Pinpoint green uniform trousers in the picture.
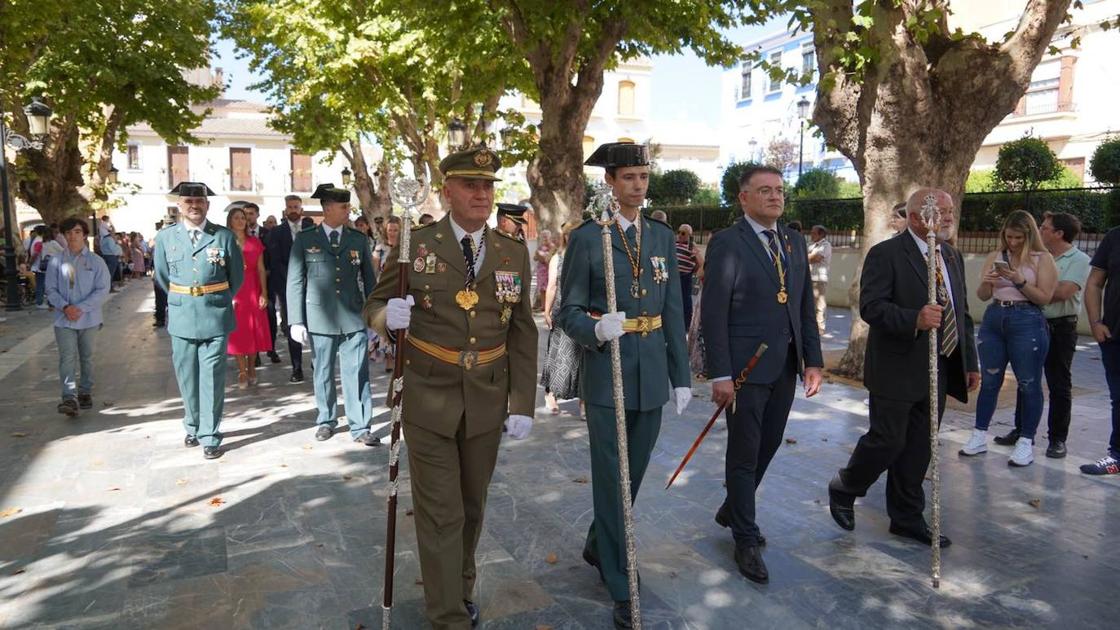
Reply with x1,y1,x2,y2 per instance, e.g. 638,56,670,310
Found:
170,334,228,448
406,419,502,630
309,331,371,436
583,404,662,602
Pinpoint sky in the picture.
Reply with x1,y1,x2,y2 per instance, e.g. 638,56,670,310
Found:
211,20,784,133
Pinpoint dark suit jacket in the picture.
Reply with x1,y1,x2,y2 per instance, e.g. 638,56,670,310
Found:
861,231,979,403
264,219,313,298
701,216,823,385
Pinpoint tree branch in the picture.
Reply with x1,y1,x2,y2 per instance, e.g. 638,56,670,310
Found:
1002,0,1074,84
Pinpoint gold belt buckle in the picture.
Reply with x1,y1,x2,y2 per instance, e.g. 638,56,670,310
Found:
190,285,204,297
458,350,479,370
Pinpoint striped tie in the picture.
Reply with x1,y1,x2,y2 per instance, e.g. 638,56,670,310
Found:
935,250,959,357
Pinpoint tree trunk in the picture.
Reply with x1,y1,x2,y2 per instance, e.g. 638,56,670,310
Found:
347,138,376,215
17,119,87,226
527,118,588,232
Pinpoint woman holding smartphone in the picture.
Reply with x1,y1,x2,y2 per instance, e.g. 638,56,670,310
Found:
960,210,1057,466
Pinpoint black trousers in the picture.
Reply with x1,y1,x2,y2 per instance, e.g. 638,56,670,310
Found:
720,348,797,547
275,291,303,372
839,359,947,529
1012,315,1078,442
266,288,279,352
153,278,167,324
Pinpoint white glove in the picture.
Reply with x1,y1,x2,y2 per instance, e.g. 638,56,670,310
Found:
505,414,533,440
672,386,692,415
594,311,627,343
386,296,415,331
290,324,310,346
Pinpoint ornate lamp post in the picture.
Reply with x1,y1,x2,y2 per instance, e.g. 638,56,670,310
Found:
447,118,467,152
2,96,53,310
797,97,811,180
341,166,353,187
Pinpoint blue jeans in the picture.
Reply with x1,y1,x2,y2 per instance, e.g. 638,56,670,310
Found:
55,325,98,400
1095,339,1120,459
975,304,1049,439
34,271,46,305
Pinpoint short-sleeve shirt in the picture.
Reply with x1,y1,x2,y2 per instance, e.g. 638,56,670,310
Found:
675,241,698,275
1043,245,1090,319
1090,227,1120,332
808,238,832,282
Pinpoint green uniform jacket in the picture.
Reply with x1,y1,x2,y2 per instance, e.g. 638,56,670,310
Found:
154,221,244,340
558,215,689,411
288,225,376,335
364,215,537,439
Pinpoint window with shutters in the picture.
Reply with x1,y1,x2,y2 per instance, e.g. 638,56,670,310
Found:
230,147,253,191
618,80,636,116
291,151,312,192
740,64,752,100
768,51,783,93
127,144,140,170
167,146,189,188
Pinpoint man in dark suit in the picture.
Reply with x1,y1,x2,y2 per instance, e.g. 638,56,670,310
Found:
701,165,824,584
827,188,980,548
264,194,314,382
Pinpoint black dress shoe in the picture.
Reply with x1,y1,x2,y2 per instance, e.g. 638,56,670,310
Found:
254,354,262,368
289,370,304,383
77,393,93,409
152,320,165,328
734,544,769,584
993,428,1021,446
827,476,855,531
268,351,281,364
889,523,951,548
1039,441,1066,455
464,600,480,628
203,446,223,460
714,505,765,545
315,426,333,441
583,547,605,582
353,431,381,447
613,600,633,629
184,435,200,448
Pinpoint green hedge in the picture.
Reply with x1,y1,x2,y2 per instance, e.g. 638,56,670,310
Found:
649,206,739,233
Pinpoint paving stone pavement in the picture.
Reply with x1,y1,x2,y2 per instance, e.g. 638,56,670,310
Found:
0,283,1117,629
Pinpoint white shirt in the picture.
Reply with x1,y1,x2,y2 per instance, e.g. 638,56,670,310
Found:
744,214,782,261
288,220,302,240
181,219,208,243
908,228,955,311
808,238,832,282
449,215,486,273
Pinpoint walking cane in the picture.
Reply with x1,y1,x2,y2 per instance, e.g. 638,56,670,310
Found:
665,343,767,490
593,187,643,628
920,193,943,589
381,176,429,629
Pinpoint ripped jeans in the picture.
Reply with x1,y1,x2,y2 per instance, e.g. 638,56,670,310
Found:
975,303,1050,439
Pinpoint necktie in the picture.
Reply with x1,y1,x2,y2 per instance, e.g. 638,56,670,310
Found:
625,224,637,244
329,230,340,249
190,230,200,246
762,229,785,270
461,235,477,285
935,250,959,357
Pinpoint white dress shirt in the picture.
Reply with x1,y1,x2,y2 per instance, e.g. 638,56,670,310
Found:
450,215,486,273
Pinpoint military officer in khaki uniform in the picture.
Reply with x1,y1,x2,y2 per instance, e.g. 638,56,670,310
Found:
153,182,245,460
364,147,537,629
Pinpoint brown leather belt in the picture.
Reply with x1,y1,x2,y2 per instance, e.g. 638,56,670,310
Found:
408,336,506,370
169,281,230,296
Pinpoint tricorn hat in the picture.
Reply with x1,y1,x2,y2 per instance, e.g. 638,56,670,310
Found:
310,183,351,204
169,181,216,197
496,203,528,225
583,142,650,168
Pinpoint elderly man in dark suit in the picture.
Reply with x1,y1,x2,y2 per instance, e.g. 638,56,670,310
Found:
701,165,824,584
827,188,980,548
264,194,314,382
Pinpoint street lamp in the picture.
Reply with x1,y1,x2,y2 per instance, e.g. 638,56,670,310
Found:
796,97,811,180
2,96,53,310
447,118,467,152
341,166,352,187
748,137,758,162
499,127,513,150
107,164,119,185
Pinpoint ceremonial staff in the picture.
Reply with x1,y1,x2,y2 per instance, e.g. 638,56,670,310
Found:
665,343,767,490
593,187,643,628
381,176,429,629
921,193,943,589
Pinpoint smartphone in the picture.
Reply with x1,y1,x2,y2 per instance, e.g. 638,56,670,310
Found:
992,260,1010,272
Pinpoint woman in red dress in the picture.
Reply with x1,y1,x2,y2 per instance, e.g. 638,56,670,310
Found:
225,204,271,387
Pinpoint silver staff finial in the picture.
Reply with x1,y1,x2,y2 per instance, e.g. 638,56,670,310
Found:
920,192,940,228
390,176,429,211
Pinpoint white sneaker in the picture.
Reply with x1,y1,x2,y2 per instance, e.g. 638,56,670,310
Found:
959,429,988,456
1009,437,1034,467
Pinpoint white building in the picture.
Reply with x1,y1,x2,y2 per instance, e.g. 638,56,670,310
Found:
953,0,1120,183
651,119,723,186
718,29,857,184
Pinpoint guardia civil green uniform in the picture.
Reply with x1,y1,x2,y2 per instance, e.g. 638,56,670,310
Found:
557,143,690,604
153,182,244,456
287,184,377,439
364,148,537,630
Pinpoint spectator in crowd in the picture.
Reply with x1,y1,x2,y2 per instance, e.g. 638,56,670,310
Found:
98,226,123,292
960,210,1056,467
240,202,280,365
889,202,908,235
45,218,110,416
262,215,278,230
129,233,146,279
353,215,377,260
27,226,52,309
787,220,803,234
418,213,435,225
370,215,401,372
533,228,555,311
997,212,1091,458
541,220,583,414
1082,224,1120,475
675,224,703,330
50,223,65,248
651,210,668,222
226,205,272,387
807,225,833,335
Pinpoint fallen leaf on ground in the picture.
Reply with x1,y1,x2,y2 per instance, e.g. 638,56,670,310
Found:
11,568,25,575
280,464,288,468
106,487,121,492
1,507,23,518
10,432,27,438
302,444,313,450
208,497,225,507
572,476,589,484
785,438,797,445
1028,498,1041,509
175,479,188,486
545,552,558,564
